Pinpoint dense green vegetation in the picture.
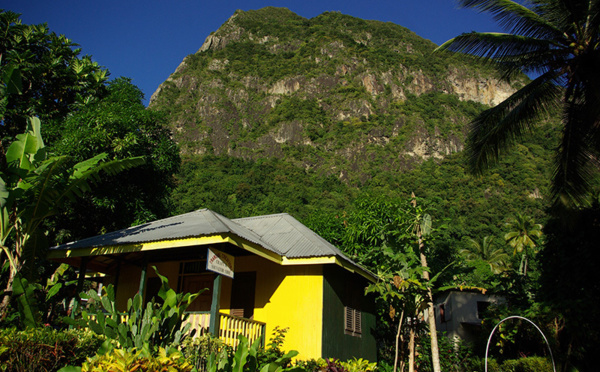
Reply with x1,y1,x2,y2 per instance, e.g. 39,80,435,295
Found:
2,6,599,372
150,7,515,179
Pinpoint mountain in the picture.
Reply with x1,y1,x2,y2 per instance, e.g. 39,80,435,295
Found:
149,7,557,268
149,7,528,185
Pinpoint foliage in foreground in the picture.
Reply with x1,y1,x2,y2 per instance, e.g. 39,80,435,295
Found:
76,347,193,372
0,116,144,325
205,334,302,372
67,267,202,353
0,327,104,372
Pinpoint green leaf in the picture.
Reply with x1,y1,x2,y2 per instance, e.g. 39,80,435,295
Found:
6,133,40,170
2,64,23,95
12,273,39,328
56,367,82,372
45,282,62,301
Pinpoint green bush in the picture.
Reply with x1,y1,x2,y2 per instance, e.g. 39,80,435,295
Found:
78,347,193,372
206,335,303,372
181,334,227,371
257,326,291,367
0,327,104,372
501,357,553,372
415,333,474,372
340,358,377,372
293,358,325,372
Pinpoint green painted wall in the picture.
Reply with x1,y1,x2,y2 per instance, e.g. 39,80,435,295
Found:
322,265,377,361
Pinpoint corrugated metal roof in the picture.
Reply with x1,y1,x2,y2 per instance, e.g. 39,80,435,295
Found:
234,213,344,258
50,209,374,280
233,213,367,270
52,209,277,253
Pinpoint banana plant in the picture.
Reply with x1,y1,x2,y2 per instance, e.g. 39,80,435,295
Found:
69,267,203,353
0,116,145,323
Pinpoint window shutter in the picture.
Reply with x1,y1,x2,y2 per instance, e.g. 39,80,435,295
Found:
344,306,362,337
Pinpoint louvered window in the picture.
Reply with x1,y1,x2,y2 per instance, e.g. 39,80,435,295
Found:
344,306,361,337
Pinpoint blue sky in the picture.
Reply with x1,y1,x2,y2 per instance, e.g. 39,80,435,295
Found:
5,1,502,105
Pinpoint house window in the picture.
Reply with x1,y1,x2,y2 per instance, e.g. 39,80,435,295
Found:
477,301,491,319
178,260,214,312
345,306,361,337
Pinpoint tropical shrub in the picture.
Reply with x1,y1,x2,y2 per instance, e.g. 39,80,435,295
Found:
500,357,553,372
293,358,325,372
340,358,377,372
206,335,303,372
0,327,104,372
257,326,290,367
415,333,474,372
319,359,348,372
77,347,193,372
181,333,227,371
67,267,202,352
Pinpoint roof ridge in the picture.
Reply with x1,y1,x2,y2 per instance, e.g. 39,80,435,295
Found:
233,213,290,222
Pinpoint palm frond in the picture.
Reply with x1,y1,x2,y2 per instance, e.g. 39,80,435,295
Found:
552,91,600,207
458,0,562,38
437,32,555,60
57,156,146,203
467,70,562,173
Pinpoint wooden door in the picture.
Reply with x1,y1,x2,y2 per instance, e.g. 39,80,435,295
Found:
230,272,256,319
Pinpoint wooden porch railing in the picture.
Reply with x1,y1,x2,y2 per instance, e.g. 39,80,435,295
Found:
184,311,211,335
218,313,266,348
88,311,264,348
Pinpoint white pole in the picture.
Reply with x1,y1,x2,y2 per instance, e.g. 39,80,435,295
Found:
485,315,556,372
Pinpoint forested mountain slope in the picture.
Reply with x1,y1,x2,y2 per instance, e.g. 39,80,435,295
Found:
150,7,532,184
151,7,557,262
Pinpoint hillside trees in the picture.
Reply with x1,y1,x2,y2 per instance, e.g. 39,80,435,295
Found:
439,0,600,208
49,78,180,240
0,10,107,144
308,195,445,371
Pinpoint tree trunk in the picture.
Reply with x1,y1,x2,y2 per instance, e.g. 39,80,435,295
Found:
0,268,15,321
420,248,442,372
394,309,405,372
413,194,441,372
408,320,416,372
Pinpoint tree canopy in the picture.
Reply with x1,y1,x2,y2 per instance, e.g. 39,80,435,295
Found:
49,78,180,241
0,10,107,143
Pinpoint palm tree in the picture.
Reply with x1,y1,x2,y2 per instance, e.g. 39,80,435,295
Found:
438,0,600,208
461,236,510,274
504,213,543,275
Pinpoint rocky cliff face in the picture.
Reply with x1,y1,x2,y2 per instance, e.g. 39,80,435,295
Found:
150,7,522,184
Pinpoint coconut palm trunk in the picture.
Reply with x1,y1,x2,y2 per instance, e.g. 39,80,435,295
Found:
411,194,441,372
418,233,442,372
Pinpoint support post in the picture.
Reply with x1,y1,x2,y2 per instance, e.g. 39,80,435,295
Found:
209,274,222,336
138,256,148,298
70,257,88,328
76,257,89,296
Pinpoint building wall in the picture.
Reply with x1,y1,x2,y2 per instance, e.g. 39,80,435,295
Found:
322,265,377,361
435,291,504,343
115,263,141,310
114,253,376,361
237,255,324,360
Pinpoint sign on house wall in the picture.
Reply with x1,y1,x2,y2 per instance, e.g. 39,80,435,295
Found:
207,248,235,278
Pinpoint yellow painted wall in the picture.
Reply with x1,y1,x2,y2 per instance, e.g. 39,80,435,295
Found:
115,264,141,311
236,255,324,360
113,253,324,359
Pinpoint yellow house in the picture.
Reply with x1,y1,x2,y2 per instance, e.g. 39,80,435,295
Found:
48,209,377,361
